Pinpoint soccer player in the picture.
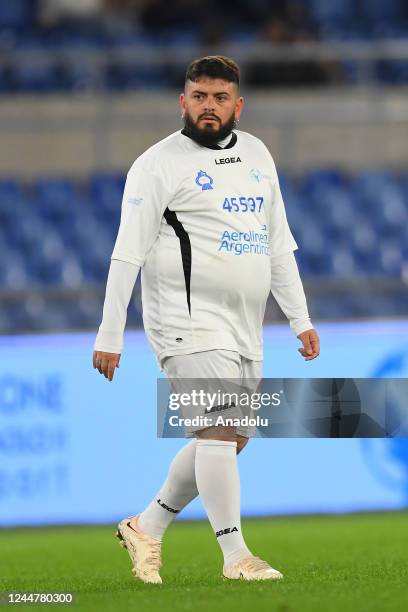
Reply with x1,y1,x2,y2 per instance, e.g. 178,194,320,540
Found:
93,55,320,583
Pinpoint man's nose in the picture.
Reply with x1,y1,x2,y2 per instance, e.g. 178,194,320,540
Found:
204,97,215,110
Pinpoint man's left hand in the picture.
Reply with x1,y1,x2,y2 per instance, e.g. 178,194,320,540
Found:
297,329,320,361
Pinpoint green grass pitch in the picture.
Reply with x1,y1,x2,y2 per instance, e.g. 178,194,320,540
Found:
1,512,408,612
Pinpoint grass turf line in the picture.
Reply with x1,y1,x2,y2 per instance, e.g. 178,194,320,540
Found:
1,512,408,612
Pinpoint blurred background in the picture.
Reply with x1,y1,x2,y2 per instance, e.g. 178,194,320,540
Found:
1,0,408,526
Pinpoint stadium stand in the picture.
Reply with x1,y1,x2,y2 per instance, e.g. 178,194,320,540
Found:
0,1,408,91
0,2,406,334
1,169,406,333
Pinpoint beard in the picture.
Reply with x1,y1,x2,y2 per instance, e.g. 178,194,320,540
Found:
182,109,237,147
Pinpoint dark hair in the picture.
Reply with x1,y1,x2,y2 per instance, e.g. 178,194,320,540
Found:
185,56,240,88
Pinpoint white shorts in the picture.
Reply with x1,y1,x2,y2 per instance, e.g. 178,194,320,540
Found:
162,349,263,438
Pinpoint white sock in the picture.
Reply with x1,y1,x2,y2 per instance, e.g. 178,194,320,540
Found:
195,439,251,566
138,440,198,540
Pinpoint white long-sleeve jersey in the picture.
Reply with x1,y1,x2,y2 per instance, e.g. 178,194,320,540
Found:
94,129,313,368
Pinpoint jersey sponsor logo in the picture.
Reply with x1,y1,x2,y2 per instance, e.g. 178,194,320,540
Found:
215,156,242,165
127,196,144,205
157,498,179,513
216,526,238,537
250,168,271,183
195,170,214,191
218,229,270,256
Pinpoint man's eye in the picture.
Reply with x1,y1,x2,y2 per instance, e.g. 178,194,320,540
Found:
217,96,227,102
194,94,203,100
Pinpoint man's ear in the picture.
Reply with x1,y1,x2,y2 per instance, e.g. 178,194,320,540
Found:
180,92,186,116
235,96,244,120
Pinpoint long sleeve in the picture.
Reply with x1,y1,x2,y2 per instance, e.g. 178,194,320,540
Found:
270,250,313,337
264,147,298,258
110,159,172,266
94,153,173,354
93,258,140,354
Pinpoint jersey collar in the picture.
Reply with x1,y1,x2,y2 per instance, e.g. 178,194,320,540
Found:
181,128,237,150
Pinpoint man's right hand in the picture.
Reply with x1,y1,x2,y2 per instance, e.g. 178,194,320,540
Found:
93,350,121,381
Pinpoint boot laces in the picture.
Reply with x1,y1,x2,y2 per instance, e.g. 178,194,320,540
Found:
239,556,271,573
145,539,162,569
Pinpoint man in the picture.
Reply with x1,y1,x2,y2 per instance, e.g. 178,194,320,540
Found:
93,55,320,583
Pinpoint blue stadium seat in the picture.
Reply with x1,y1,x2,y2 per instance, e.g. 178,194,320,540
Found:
300,168,346,205
359,0,403,24
329,246,358,278
79,244,110,283
30,230,66,267
372,24,408,40
0,0,32,29
28,252,64,286
379,238,405,275
311,294,356,319
34,178,82,226
165,30,199,47
309,0,355,26
106,32,164,50
296,224,333,277
62,65,96,92
0,180,25,228
351,293,408,317
285,207,309,245
0,228,9,256
0,65,14,92
352,171,407,233
349,224,381,274
317,185,356,224
0,307,14,334
352,170,395,207
6,212,48,252
24,300,71,332
0,250,29,289
27,249,84,288
70,295,104,329
12,59,62,93
89,173,124,212
14,34,50,51
0,179,24,206
59,253,84,288
278,172,299,203
57,43,102,92
379,186,407,232
35,177,78,206
104,62,171,91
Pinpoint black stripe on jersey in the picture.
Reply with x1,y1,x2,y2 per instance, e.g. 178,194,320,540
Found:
163,208,192,316
181,128,237,150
